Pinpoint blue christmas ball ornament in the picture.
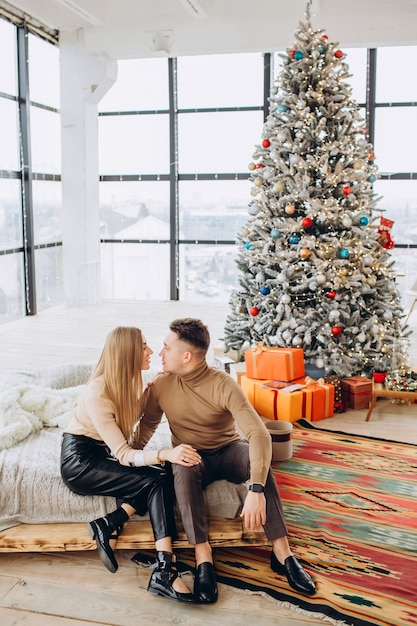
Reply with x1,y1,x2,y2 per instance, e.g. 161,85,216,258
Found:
368,174,377,182
317,44,326,53
270,228,280,239
360,216,369,226
245,241,251,249
277,103,287,113
260,285,270,296
340,247,350,259
289,234,300,244
305,363,326,379
294,50,304,60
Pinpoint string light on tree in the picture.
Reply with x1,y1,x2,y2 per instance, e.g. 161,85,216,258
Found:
223,0,409,377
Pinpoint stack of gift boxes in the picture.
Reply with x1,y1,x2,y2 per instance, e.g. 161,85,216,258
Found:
239,346,335,423
213,345,374,422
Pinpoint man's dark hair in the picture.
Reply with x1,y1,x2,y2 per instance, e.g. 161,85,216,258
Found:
169,318,210,353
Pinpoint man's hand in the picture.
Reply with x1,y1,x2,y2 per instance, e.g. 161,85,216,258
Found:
240,491,266,530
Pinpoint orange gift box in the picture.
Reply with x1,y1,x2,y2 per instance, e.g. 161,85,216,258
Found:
307,383,334,421
293,377,334,421
240,373,260,406
240,375,303,423
245,345,305,381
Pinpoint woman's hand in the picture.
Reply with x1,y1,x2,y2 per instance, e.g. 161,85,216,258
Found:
164,444,201,466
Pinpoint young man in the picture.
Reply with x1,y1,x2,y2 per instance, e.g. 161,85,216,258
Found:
144,318,316,603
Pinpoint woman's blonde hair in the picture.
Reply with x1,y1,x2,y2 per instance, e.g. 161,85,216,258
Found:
91,326,145,440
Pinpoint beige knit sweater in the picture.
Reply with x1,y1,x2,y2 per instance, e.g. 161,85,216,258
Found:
64,376,157,466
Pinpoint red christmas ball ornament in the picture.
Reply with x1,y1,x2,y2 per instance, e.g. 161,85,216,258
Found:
255,162,265,169
322,35,329,40
331,325,343,336
342,185,352,196
249,306,260,317
368,150,375,160
289,49,296,58
334,49,344,59
302,217,313,229
326,290,337,300
262,139,271,148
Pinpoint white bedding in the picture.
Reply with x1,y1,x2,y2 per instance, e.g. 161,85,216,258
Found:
0,427,114,531
0,384,83,451
0,364,247,531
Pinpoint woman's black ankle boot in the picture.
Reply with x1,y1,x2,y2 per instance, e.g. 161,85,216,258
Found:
88,508,128,573
147,551,197,603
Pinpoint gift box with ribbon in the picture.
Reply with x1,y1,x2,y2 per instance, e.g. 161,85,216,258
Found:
245,344,305,382
305,382,334,420
324,375,345,413
341,376,372,410
240,373,259,406
213,346,243,364
293,376,335,421
240,375,303,423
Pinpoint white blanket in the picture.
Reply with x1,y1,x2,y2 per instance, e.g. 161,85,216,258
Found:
0,384,83,451
0,365,247,531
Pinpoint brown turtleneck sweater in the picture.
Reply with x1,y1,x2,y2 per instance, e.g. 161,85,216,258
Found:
145,361,272,484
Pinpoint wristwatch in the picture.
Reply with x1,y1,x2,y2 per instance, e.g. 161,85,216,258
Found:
248,483,265,493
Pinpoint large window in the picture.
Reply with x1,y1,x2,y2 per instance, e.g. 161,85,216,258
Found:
372,46,417,299
1,11,416,320
99,47,417,307
0,17,24,323
0,15,62,323
28,33,62,312
99,53,267,301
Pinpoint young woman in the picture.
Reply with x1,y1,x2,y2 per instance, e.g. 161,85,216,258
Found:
60,326,201,603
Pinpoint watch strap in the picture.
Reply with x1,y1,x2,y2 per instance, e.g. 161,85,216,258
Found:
248,483,265,493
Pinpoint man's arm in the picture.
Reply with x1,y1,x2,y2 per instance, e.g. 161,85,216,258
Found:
222,379,272,530
221,375,272,484
133,383,164,449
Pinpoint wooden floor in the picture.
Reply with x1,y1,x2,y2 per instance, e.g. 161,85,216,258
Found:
0,300,416,626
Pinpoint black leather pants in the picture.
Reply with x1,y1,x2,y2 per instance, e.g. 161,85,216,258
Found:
60,433,177,541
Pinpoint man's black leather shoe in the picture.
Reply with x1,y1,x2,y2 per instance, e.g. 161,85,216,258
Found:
88,517,119,573
270,552,316,595
194,562,218,603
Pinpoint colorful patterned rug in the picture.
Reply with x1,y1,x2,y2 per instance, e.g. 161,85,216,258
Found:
134,421,417,625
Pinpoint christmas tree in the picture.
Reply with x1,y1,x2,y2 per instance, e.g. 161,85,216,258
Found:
223,2,409,378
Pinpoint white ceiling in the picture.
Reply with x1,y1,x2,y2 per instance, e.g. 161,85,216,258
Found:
3,0,417,59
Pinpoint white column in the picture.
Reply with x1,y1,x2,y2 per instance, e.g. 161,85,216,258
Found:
60,29,117,306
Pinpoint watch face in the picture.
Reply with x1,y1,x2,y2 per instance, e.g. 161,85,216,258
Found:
249,483,264,492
